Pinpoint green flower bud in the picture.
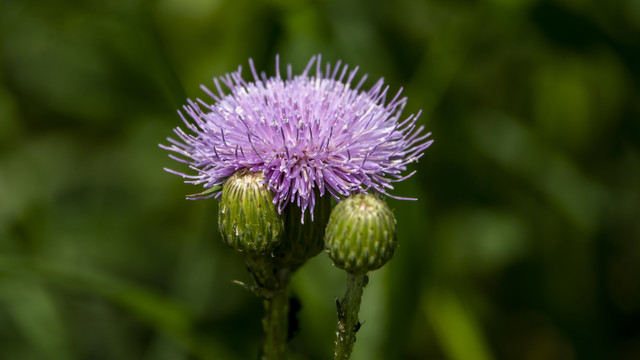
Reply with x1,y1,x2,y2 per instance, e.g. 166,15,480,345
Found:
274,194,332,270
218,170,284,256
325,194,397,274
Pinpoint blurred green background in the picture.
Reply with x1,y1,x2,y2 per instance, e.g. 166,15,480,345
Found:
1,0,639,359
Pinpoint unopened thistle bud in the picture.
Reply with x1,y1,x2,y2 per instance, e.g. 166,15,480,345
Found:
325,194,397,274
218,170,284,256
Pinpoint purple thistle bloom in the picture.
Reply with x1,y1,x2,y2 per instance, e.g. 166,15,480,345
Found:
161,55,433,222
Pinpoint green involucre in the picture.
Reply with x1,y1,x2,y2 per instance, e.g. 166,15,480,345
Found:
274,194,332,270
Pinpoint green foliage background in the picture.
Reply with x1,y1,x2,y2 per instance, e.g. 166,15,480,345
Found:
1,0,639,359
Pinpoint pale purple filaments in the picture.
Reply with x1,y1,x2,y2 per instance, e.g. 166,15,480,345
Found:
161,55,433,222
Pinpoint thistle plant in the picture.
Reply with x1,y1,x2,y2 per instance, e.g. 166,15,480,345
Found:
218,170,289,359
161,55,432,359
325,193,397,359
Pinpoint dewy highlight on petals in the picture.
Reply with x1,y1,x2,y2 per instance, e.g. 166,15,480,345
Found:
161,55,433,221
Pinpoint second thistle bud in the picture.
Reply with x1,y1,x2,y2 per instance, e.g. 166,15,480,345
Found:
325,194,397,274
218,170,284,256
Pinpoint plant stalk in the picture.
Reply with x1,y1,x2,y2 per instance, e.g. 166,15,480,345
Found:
260,268,290,360
334,272,368,360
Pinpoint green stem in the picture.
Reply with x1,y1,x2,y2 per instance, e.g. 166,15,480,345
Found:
334,273,368,360
260,268,290,360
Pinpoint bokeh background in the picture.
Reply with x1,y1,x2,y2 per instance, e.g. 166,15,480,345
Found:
1,0,639,359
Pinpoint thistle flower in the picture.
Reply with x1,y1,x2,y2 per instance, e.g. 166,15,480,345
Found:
161,55,433,221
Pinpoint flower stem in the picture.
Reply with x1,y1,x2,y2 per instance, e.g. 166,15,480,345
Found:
260,268,290,360
334,272,368,360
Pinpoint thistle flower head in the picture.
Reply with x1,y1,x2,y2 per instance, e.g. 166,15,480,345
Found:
162,55,433,221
